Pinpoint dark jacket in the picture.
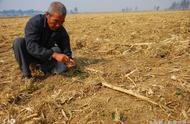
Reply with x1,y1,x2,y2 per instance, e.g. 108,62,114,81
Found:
25,14,72,61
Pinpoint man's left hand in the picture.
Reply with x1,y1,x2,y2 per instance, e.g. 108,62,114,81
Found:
66,58,76,70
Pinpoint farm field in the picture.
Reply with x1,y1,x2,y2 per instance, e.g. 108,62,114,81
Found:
0,11,190,124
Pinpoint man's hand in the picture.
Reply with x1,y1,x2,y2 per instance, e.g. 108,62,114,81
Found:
66,58,76,70
52,52,70,63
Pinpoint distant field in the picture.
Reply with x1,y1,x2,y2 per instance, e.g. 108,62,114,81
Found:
0,11,190,123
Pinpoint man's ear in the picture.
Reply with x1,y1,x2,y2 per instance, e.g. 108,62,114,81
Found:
45,12,50,17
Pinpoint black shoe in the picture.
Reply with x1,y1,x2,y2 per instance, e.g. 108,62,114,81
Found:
21,74,32,79
21,74,36,84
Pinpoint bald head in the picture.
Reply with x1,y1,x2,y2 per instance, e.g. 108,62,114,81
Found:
47,1,67,16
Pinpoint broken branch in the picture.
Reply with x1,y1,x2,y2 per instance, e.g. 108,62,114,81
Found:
125,69,138,77
100,78,173,113
101,78,158,106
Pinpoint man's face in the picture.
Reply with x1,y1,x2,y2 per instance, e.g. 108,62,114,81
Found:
46,12,65,31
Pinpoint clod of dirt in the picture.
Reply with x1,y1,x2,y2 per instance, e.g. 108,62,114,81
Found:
75,39,86,49
8,93,31,105
153,44,170,58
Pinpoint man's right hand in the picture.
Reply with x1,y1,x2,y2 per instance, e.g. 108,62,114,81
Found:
52,52,70,63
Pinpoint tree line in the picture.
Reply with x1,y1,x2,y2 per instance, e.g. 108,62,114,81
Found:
168,0,190,10
121,0,190,12
0,7,79,16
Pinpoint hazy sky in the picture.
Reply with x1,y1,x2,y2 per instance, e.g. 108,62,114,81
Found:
0,0,181,12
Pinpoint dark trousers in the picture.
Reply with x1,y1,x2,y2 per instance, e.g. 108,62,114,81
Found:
13,37,44,76
13,37,67,77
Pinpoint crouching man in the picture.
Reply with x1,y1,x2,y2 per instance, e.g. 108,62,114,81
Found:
13,1,76,79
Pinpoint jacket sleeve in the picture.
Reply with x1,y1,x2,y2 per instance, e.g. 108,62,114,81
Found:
58,28,72,58
25,18,53,60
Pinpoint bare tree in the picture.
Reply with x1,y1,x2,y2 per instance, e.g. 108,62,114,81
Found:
154,6,160,11
180,0,190,10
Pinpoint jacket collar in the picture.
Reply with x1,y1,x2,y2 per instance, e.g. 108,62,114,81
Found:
43,14,47,28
